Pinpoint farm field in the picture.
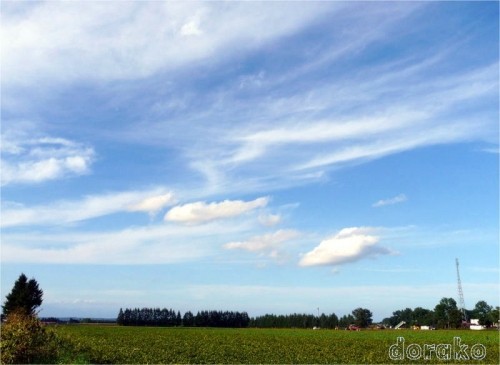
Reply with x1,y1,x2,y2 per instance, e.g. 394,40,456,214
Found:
55,325,499,364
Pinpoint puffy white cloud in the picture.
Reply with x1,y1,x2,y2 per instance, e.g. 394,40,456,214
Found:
224,229,299,252
299,227,393,267
127,193,176,214
164,197,268,224
372,193,407,208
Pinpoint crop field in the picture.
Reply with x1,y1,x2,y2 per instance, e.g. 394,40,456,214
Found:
55,325,499,364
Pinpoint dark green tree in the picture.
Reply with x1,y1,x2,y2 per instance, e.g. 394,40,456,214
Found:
489,306,499,327
472,300,493,326
338,314,355,328
352,307,373,328
117,308,125,325
434,297,462,329
413,307,433,326
183,311,195,326
388,308,413,327
2,273,43,316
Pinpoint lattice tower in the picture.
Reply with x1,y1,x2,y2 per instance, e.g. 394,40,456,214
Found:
455,258,467,322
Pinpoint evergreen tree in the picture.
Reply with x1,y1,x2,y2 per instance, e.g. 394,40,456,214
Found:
183,311,195,326
338,314,355,328
2,273,43,316
117,308,125,325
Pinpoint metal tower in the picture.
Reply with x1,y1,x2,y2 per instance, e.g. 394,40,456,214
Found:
455,258,467,322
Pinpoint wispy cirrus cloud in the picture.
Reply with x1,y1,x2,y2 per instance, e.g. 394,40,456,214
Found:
481,147,499,154
1,128,94,186
164,197,268,225
1,1,336,92
373,194,408,208
5,2,495,199
123,55,497,198
1,188,175,228
1,219,251,264
127,193,177,215
230,63,497,174
224,229,300,262
258,214,282,227
299,227,395,267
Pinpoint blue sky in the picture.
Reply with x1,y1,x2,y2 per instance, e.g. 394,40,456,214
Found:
1,1,498,321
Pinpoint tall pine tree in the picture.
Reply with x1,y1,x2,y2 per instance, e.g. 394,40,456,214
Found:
2,273,43,316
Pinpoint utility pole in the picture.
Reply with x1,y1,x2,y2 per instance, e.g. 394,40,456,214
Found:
455,258,467,322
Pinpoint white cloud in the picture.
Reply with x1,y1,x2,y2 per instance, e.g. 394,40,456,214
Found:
2,236,201,264
258,213,282,227
299,227,393,267
1,131,94,186
294,116,488,171
165,197,268,224
180,19,203,37
372,193,408,208
1,235,198,265
481,147,499,154
1,188,175,227
144,59,497,196
224,229,299,253
6,3,491,198
1,1,334,91
127,193,176,215
1,219,253,264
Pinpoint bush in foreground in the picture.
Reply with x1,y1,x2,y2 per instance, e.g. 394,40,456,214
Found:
0,311,95,364
0,310,59,364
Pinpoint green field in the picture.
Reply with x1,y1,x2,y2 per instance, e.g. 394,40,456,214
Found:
54,325,499,364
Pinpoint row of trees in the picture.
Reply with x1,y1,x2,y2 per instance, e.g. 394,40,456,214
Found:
249,308,373,329
116,307,373,329
382,298,499,329
2,274,498,331
116,299,498,330
117,308,250,328
250,313,337,328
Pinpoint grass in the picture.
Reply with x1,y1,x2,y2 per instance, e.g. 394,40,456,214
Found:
53,325,500,364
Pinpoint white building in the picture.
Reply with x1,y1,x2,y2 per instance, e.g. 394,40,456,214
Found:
469,318,485,330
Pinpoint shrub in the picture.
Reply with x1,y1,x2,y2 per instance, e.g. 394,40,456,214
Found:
0,310,59,364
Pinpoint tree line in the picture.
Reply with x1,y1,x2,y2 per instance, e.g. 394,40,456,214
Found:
115,307,372,329
249,308,373,329
382,298,499,329
249,313,338,328
2,274,498,331
115,299,499,330
117,308,250,328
